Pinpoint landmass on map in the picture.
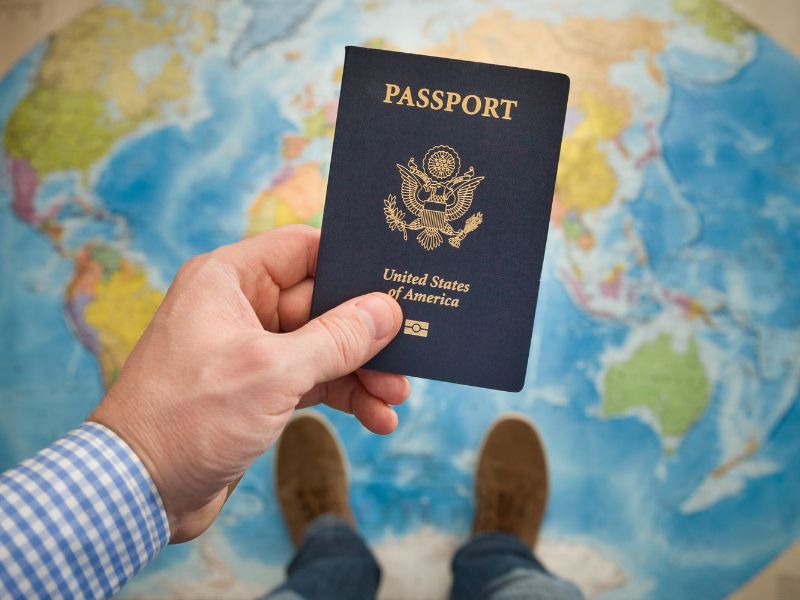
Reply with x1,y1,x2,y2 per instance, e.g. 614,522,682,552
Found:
2,0,217,385
601,332,711,446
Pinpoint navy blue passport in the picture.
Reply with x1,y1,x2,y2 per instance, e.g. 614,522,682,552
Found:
310,47,569,392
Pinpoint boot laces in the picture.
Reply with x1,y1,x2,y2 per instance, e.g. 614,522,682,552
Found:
295,473,339,521
476,475,533,533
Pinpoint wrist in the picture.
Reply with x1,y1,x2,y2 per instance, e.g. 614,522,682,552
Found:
88,399,177,533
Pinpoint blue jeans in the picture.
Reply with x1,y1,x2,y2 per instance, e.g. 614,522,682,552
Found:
264,515,583,600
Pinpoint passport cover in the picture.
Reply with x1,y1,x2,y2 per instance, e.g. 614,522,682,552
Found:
310,47,569,392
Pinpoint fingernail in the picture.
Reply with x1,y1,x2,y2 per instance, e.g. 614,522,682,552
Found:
356,295,395,340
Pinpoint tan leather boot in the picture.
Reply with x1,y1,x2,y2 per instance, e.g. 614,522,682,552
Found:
275,412,354,546
472,414,549,547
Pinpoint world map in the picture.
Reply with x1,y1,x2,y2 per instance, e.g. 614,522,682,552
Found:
1,0,799,598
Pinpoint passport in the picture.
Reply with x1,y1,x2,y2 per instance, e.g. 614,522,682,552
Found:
310,47,569,392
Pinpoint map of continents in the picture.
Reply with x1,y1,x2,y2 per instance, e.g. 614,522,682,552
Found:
1,0,799,598
4,1,215,386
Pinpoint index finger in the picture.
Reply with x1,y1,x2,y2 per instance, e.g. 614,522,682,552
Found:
212,224,320,294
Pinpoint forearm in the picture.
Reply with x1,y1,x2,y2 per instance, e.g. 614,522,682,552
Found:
0,422,169,599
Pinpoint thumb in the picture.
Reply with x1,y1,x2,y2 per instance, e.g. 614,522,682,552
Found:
287,292,403,385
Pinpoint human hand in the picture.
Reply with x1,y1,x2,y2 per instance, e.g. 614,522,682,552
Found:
89,225,408,543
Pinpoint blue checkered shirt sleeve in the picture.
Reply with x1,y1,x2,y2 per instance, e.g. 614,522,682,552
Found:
0,422,170,598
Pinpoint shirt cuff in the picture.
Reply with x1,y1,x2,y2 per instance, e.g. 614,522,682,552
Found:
0,421,170,599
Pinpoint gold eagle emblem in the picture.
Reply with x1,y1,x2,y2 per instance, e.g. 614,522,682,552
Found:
384,145,484,250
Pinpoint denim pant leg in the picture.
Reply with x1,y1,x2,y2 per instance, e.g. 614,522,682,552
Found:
450,534,584,600
263,514,381,600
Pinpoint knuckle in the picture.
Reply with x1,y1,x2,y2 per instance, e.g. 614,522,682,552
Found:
243,336,284,372
175,254,207,281
174,252,234,291
207,247,230,263
314,313,367,371
241,336,309,394
276,223,315,236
